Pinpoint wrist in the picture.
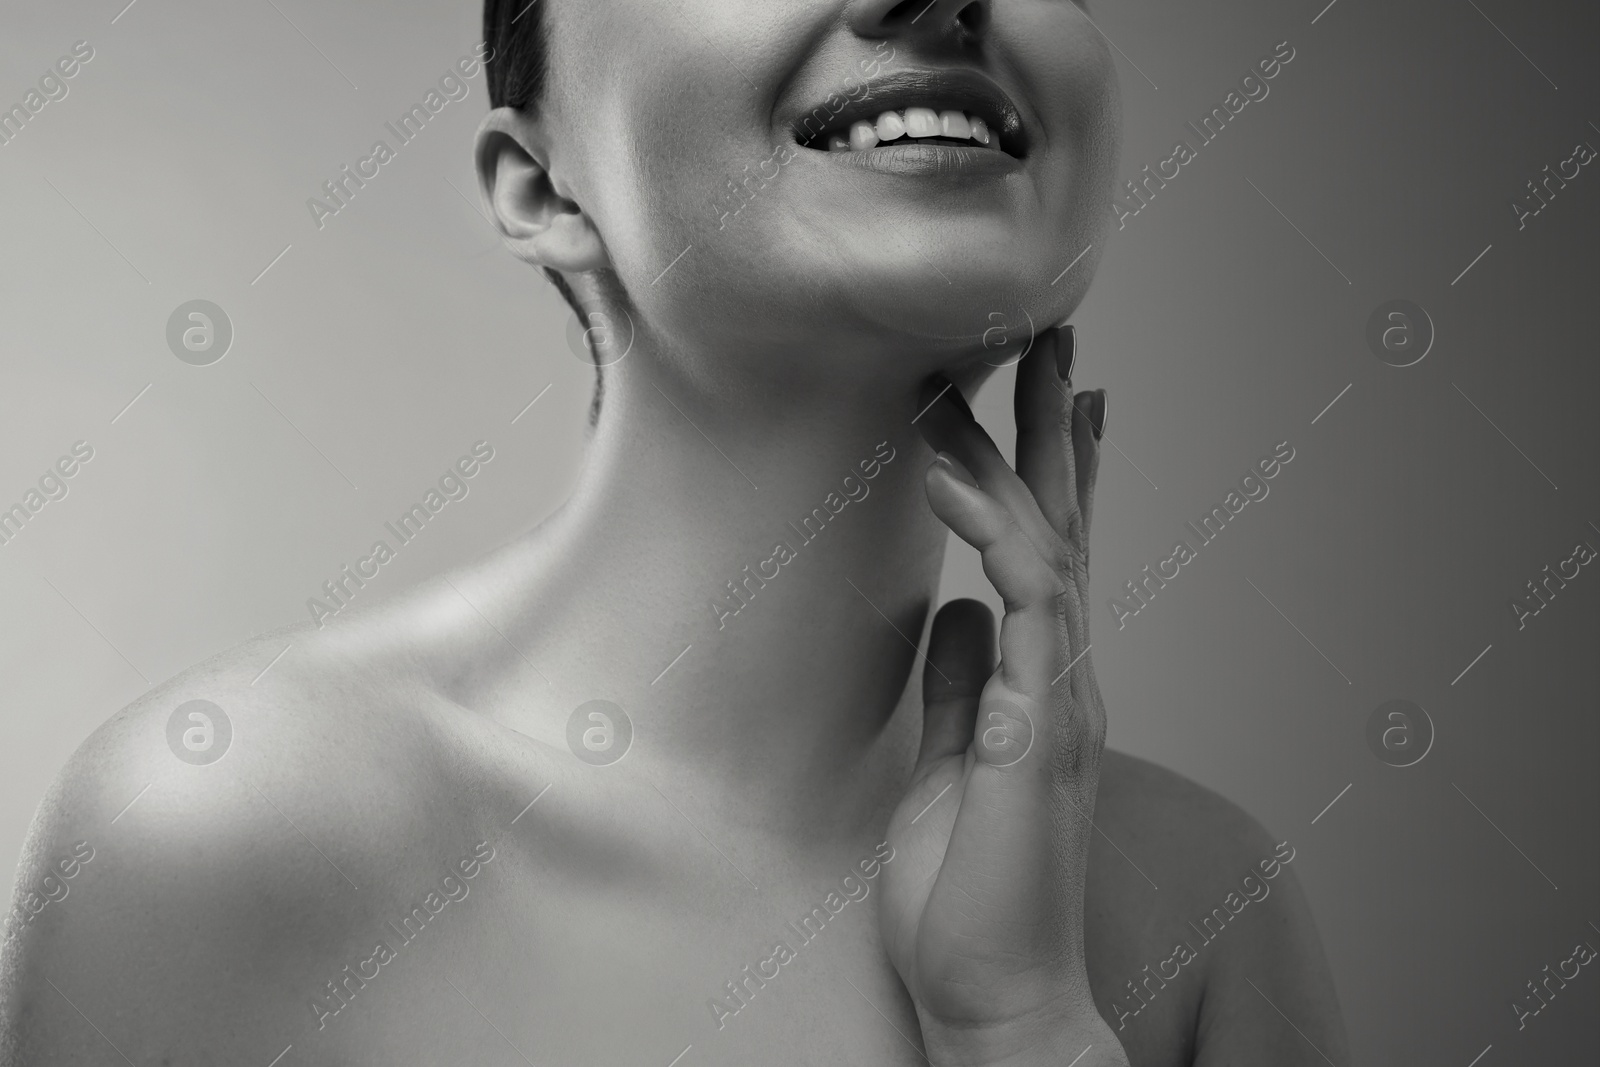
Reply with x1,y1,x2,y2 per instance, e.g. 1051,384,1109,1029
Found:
979,1027,1128,1067
920,1002,1127,1067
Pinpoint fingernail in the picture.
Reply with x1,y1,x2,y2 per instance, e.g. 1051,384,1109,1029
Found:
1073,389,1091,421
1090,389,1108,440
1055,325,1077,382
933,451,978,487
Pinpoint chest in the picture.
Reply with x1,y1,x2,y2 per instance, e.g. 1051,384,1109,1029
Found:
448,829,932,1065
333,720,1200,1065
405,825,1193,1067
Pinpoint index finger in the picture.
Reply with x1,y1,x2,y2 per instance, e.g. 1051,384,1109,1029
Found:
1014,326,1083,550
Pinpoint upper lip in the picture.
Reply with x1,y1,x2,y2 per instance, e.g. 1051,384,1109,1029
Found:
788,67,1028,157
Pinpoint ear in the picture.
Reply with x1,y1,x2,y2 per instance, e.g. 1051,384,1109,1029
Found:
473,107,609,275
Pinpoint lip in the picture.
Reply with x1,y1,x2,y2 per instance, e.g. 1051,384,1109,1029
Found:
787,67,1029,159
823,139,1023,179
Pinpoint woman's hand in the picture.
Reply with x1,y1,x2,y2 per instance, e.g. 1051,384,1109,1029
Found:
879,327,1126,1067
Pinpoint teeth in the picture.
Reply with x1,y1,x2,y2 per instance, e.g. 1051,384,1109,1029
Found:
939,110,972,139
903,107,942,138
849,120,880,151
826,107,998,152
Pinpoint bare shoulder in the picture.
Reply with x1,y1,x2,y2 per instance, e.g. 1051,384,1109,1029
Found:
0,619,532,1066
1087,749,1348,1066
1095,748,1281,873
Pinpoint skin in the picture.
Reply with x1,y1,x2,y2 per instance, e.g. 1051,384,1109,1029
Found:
0,1,1347,1064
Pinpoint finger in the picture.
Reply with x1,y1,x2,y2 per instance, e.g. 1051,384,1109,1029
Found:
926,456,1102,838
1014,327,1082,548
939,676,1101,929
916,598,996,779
1070,388,1104,566
917,378,1065,568
925,456,1066,699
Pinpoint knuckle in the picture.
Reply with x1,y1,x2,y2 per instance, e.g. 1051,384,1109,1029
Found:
1053,703,1107,780
1046,577,1073,614
1051,586,1075,624
1082,700,1108,751
1047,529,1087,584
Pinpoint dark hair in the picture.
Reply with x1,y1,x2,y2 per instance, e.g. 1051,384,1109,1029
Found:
484,1,581,316
485,1,605,421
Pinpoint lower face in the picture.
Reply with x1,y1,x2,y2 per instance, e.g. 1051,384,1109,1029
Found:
544,1,1121,388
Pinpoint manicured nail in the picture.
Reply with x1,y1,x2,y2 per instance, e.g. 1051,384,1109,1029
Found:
1090,389,1108,440
934,451,978,487
1055,325,1077,383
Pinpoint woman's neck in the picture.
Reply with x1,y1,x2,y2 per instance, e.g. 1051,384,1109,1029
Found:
465,349,956,833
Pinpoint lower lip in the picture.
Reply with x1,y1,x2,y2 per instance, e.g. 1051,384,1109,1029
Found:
809,141,1023,179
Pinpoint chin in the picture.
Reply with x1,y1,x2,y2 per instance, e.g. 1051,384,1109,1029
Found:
633,205,1094,376
829,244,1084,357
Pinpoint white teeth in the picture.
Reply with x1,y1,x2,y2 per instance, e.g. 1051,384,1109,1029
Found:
903,107,941,138
829,108,997,152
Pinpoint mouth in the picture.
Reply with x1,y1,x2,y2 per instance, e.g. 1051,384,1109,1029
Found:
789,67,1028,160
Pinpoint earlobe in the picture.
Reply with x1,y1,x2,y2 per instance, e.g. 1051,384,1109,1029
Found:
473,108,610,275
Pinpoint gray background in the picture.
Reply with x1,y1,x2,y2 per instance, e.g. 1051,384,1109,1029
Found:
1,0,1595,1063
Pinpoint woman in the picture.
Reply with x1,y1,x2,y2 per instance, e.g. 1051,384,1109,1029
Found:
1,1,1346,1064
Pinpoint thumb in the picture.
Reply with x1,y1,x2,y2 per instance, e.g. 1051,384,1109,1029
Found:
916,598,996,781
